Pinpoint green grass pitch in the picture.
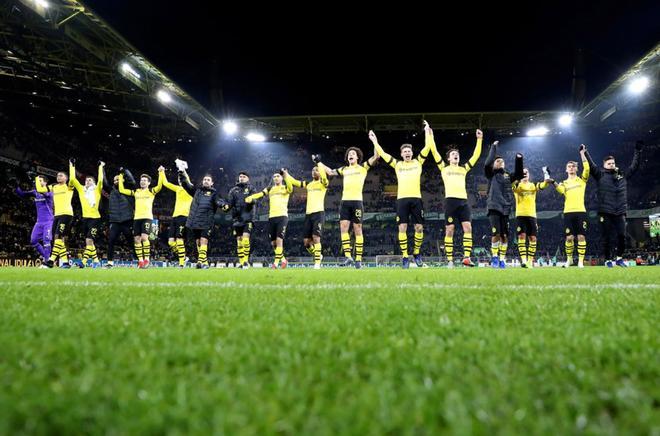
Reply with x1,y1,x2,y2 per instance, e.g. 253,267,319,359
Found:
1,267,659,434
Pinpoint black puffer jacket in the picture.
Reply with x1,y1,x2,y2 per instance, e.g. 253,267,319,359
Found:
182,177,225,229
104,168,136,223
484,143,524,215
586,150,640,215
226,182,257,224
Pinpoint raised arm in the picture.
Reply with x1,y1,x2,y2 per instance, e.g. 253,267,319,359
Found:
161,170,179,192
318,164,328,187
152,167,164,194
179,170,195,196
102,166,111,193
283,171,294,193
35,176,48,193
123,168,137,188
366,151,380,168
283,170,303,188
466,129,483,169
584,148,600,180
69,160,83,192
96,161,104,195
512,153,524,182
317,160,338,177
245,188,267,203
368,130,395,168
484,141,498,179
578,146,590,182
118,174,134,196
425,120,445,169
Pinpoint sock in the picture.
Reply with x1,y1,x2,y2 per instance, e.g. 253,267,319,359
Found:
518,237,527,263
142,240,151,261
90,246,99,263
355,235,364,262
341,232,352,258
444,235,454,262
314,242,322,265
491,241,500,258
168,240,177,256
199,243,208,265
398,232,409,258
82,245,93,263
565,240,574,261
528,240,537,263
135,242,143,261
274,246,283,266
237,242,245,264
463,232,472,259
49,239,64,262
499,243,508,260
413,231,423,255
306,244,315,256
59,240,68,263
177,239,186,266
242,238,251,264
577,240,586,264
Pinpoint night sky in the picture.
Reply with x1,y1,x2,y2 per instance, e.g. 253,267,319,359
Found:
85,0,659,118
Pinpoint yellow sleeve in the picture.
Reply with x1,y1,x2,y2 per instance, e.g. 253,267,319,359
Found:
537,181,549,190
69,163,82,191
427,132,443,167
337,166,344,176
248,190,267,202
36,178,48,193
152,171,163,194
96,165,104,195
555,182,566,196
512,181,521,193
373,141,396,168
466,138,483,170
161,172,178,192
284,175,293,193
417,141,432,165
118,174,134,196
580,158,590,182
286,174,303,188
319,165,328,187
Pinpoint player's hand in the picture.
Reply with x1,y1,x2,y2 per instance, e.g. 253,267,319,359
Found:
222,204,230,212
476,129,483,139
311,154,322,164
546,178,555,184
493,141,499,146
423,120,433,137
368,130,377,143
282,169,289,176
516,153,523,159
635,140,644,151
245,196,253,204
69,158,76,166
98,160,105,167
579,144,586,152
158,165,165,172
26,170,37,179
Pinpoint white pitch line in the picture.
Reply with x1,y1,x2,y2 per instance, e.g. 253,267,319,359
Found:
0,281,658,291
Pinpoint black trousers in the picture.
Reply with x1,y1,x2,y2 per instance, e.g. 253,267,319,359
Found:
108,220,133,261
599,213,626,259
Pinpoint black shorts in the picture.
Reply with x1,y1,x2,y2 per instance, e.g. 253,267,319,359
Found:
564,212,588,237
190,227,213,240
303,212,325,238
444,198,471,226
232,221,254,237
396,198,424,225
52,215,73,238
488,210,510,237
516,216,537,237
133,219,152,236
83,218,101,241
339,201,363,224
269,216,288,241
170,216,187,239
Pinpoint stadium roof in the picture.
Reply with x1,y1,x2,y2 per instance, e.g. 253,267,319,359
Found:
0,0,218,140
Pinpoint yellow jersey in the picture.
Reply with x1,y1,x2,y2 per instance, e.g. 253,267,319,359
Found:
556,160,590,213
287,167,328,214
513,180,548,218
161,171,193,217
69,163,103,219
118,174,163,220
36,179,74,217
337,162,371,201
427,133,482,200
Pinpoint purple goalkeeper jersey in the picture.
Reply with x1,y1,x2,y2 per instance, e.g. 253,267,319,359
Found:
15,187,54,222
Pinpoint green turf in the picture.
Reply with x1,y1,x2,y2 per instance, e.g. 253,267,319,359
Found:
0,267,659,435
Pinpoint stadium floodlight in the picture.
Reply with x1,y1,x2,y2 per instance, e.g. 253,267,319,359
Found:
628,76,650,95
223,120,238,135
558,113,573,127
156,89,172,104
245,132,266,142
526,126,549,137
35,0,48,8
121,62,141,80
